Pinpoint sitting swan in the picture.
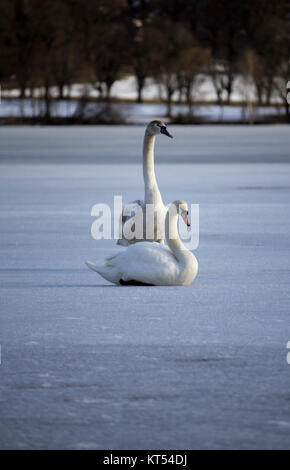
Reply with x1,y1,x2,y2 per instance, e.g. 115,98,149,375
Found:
86,200,198,286
117,120,175,246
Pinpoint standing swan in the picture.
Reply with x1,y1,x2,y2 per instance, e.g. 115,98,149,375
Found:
117,120,173,246
86,200,198,286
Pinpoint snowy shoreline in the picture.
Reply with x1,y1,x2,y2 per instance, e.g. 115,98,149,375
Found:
0,98,284,124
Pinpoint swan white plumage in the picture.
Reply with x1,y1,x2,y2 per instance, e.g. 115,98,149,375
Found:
86,200,198,286
117,120,174,246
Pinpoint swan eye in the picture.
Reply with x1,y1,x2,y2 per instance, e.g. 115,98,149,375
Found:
186,211,188,215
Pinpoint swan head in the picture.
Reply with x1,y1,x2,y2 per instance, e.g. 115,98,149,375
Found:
173,200,190,227
147,120,173,138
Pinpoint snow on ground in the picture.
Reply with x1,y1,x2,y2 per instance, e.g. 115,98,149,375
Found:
0,125,290,449
0,98,282,123
1,74,283,123
2,74,280,103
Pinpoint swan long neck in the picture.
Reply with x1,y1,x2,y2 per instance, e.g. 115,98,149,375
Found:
165,205,188,261
143,131,162,204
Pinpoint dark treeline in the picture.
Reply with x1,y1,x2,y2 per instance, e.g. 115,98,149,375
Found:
0,0,289,121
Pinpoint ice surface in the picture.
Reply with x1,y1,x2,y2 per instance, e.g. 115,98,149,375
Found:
1,124,289,164
0,125,290,449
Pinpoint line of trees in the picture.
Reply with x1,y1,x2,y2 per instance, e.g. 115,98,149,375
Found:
0,0,289,120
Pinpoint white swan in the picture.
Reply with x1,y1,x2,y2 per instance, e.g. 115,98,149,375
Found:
117,120,174,246
86,200,198,286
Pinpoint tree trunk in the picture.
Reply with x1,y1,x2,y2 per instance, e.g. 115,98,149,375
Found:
265,78,273,105
186,84,193,116
136,75,145,103
224,69,234,104
44,82,51,121
19,79,26,98
67,84,72,100
58,83,64,100
225,78,233,104
255,82,263,106
247,99,254,125
166,87,173,118
285,99,290,122
104,81,113,101
216,87,222,105
211,75,223,105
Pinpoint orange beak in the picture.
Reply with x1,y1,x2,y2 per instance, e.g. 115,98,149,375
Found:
182,212,190,227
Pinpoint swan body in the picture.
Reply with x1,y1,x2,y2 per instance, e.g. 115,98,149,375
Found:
87,201,198,286
117,120,172,246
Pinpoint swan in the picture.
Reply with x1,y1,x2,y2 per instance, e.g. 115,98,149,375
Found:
86,200,198,286
117,120,175,246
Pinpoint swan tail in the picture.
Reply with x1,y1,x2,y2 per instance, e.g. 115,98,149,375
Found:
85,261,119,284
85,261,103,273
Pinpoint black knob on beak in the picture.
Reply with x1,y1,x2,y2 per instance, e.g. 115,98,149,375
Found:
160,126,173,138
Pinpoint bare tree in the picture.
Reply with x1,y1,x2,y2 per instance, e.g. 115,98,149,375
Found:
237,48,263,123
153,20,194,117
178,45,210,115
130,21,162,103
73,0,130,102
273,59,290,121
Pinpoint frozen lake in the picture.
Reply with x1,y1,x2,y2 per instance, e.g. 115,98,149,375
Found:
0,125,290,449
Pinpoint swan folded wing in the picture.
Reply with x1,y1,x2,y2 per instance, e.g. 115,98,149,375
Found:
117,200,144,246
121,200,144,224
111,242,180,285
104,253,119,264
